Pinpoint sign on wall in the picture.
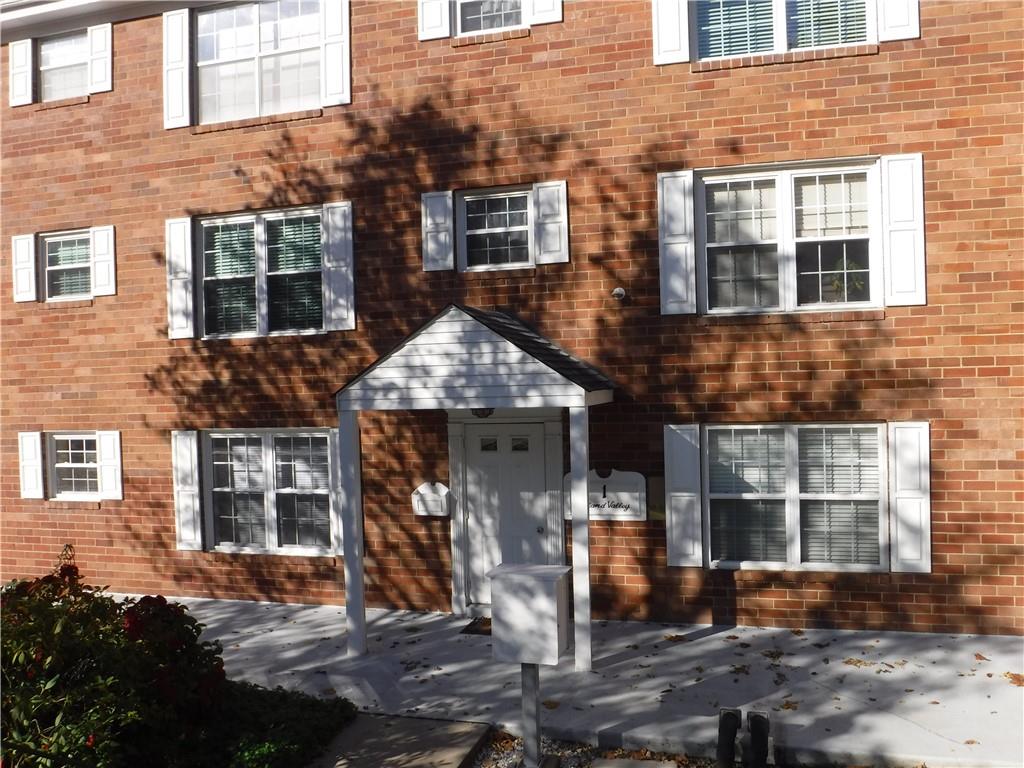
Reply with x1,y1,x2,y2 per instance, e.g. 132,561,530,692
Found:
562,469,646,521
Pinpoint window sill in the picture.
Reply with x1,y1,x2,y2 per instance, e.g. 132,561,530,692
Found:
451,27,530,47
695,308,885,326
43,298,95,309
212,545,335,559
692,43,879,72
199,328,331,344
709,562,887,574
190,108,324,135
35,94,90,111
42,500,102,510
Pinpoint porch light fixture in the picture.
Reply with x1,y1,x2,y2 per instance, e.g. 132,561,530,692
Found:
471,408,494,419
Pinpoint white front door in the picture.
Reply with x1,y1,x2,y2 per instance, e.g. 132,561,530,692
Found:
465,423,549,607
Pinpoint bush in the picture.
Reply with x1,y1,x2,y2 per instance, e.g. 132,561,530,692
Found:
1,567,355,768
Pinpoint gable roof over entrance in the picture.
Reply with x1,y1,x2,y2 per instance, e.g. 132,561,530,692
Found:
335,305,614,411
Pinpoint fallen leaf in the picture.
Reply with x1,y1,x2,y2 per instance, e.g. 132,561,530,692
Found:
791,629,805,636
930,700,940,705
725,635,739,640
780,700,799,710
730,665,750,675
974,653,990,662
762,649,784,661
964,739,979,745
1004,672,1024,687
843,657,876,668
663,634,689,642
542,700,560,709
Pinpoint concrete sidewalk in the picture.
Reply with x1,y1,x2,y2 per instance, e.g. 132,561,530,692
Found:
179,597,1024,767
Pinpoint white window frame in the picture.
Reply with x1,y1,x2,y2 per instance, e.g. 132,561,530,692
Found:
701,423,889,572
201,429,336,557
691,0,879,62
46,432,101,501
194,0,323,125
37,29,90,102
695,159,883,315
198,206,326,339
455,185,536,273
41,229,93,302
454,0,527,37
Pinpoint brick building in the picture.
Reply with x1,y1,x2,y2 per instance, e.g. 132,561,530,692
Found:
2,0,1021,667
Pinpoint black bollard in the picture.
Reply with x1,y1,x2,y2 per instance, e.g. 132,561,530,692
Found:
716,708,741,768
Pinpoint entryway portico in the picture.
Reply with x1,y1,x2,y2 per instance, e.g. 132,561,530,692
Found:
334,305,614,671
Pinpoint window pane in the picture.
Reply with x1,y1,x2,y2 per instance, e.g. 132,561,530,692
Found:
39,32,88,69
46,236,91,267
267,215,322,272
211,437,264,490
214,491,266,546
40,64,88,102
261,0,322,51
794,172,868,237
198,59,257,124
796,239,870,304
204,279,257,334
801,500,879,564
195,5,257,63
705,179,776,243
277,494,330,547
787,0,867,49
268,273,323,331
460,0,523,33
708,428,786,494
56,466,99,494
260,49,321,116
710,499,787,561
798,427,879,494
204,222,256,276
274,436,330,490
464,193,531,267
697,0,775,58
47,267,92,298
708,245,780,309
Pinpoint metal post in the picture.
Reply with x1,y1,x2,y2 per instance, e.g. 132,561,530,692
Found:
338,409,367,656
568,406,592,671
522,662,541,768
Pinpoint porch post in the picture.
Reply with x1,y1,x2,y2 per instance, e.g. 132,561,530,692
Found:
338,408,367,656
568,405,591,672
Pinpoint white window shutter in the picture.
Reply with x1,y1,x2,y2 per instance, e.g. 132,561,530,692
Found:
652,0,691,65
322,201,355,331
422,191,454,271
881,153,926,306
8,39,33,107
889,422,931,573
96,430,123,500
90,225,116,296
665,424,703,567
87,23,113,93
418,0,451,40
658,170,697,314
163,10,191,129
328,428,344,555
12,234,37,303
165,217,195,339
172,430,203,550
321,0,350,106
533,180,569,265
18,432,44,499
529,0,563,25
877,0,920,41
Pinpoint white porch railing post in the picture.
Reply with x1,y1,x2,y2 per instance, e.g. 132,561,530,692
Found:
568,405,592,671
338,408,367,656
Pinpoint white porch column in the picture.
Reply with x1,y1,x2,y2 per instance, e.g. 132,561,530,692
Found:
338,409,367,656
568,405,592,671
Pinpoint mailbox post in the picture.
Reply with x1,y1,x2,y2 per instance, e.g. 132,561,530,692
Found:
488,564,571,768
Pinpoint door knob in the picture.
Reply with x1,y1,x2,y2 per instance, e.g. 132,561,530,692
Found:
536,526,545,534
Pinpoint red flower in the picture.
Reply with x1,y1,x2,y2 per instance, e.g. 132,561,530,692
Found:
85,734,96,749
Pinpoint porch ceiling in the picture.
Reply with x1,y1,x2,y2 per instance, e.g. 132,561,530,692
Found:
334,305,614,411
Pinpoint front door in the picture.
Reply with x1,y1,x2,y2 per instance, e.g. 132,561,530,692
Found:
465,423,549,607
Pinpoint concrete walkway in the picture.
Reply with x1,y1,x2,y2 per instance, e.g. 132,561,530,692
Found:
179,597,1024,768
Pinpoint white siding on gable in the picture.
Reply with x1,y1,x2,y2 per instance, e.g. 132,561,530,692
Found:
337,308,593,410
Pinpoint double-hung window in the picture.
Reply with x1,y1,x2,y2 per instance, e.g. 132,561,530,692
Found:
190,430,337,555
200,209,324,336
16,431,123,501
7,25,112,107
38,31,90,101
457,0,525,35
458,188,532,270
417,0,562,42
11,226,117,303
704,424,886,570
43,232,93,300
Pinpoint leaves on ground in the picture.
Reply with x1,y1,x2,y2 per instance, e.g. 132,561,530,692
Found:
762,649,784,662
790,629,805,636
725,635,739,641
974,653,990,662
1004,672,1024,687
843,657,876,668
663,634,690,642
542,700,560,710
730,665,750,675
964,739,979,745
780,700,799,710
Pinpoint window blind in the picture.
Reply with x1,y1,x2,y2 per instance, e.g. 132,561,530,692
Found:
710,499,788,561
267,214,323,331
697,0,775,58
800,500,879,563
787,0,867,49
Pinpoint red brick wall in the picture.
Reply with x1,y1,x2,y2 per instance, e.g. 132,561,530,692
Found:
2,1,1021,634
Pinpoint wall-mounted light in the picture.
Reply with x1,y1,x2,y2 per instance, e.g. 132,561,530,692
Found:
611,287,626,300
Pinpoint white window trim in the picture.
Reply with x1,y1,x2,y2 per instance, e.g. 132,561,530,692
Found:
46,432,101,501
690,0,880,63
41,229,92,302
695,158,883,315
700,423,890,573
37,29,90,102
198,206,326,339
454,0,528,37
200,429,337,558
454,185,536,273
194,1,322,125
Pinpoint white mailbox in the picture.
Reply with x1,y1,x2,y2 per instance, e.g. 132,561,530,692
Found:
487,564,571,666
412,482,450,517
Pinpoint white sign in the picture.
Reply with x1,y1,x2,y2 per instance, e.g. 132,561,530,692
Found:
562,469,646,521
412,482,451,517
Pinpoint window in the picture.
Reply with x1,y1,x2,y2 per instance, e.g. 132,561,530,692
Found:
48,433,99,497
201,430,336,554
16,431,122,501
703,424,885,569
200,209,324,336
457,0,524,35
697,161,879,313
7,25,111,108
10,226,116,304
195,0,322,124
422,181,568,273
